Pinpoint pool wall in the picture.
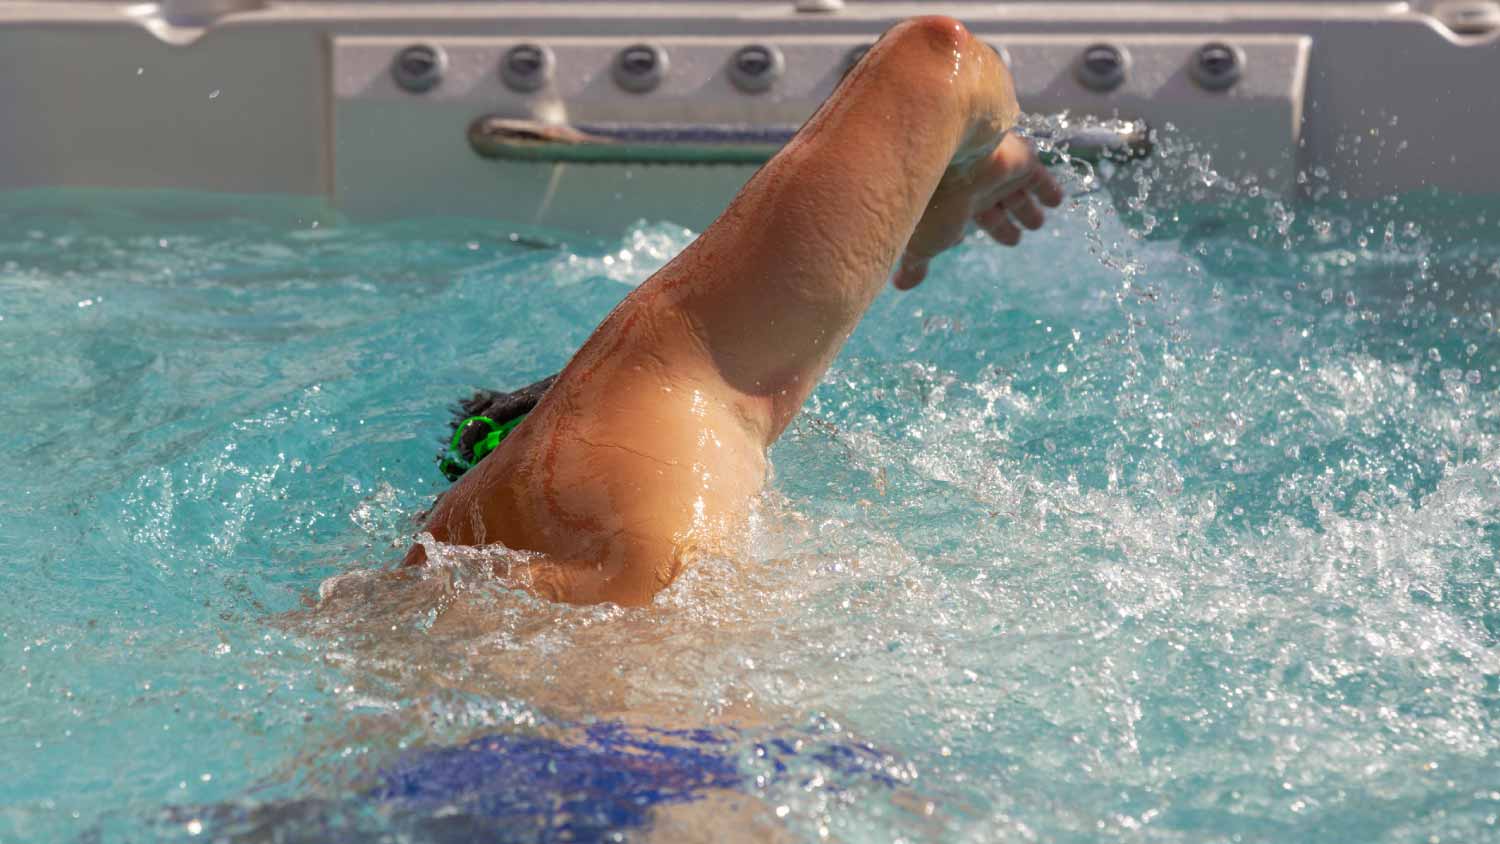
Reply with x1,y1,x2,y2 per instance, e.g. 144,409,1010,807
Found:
0,0,1495,229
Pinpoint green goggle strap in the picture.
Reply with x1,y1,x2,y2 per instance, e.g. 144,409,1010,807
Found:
441,414,528,480
469,414,527,461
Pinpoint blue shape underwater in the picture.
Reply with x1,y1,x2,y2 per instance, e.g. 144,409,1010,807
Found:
368,721,900,842
147,722,900,844
371,721,744,837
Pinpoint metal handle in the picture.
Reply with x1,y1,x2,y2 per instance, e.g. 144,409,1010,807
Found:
467,117,1152,167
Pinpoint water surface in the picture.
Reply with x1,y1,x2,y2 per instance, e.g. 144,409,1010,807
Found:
1,162,1498,842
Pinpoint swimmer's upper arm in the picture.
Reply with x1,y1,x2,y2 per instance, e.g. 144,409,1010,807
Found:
452,371,762,605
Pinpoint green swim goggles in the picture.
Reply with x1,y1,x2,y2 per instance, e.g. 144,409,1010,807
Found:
438,414,528,482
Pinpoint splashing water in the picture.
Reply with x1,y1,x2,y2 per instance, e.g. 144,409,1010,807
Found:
1,123,1498,843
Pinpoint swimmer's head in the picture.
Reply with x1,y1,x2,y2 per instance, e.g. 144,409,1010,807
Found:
439,373,557,480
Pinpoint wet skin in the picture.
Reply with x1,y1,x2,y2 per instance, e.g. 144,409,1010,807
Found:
407,16,1064,605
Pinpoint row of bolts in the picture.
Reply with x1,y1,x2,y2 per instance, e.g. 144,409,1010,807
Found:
392,40,1247,96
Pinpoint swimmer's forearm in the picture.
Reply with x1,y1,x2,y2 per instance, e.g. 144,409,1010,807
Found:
652,17,1009,440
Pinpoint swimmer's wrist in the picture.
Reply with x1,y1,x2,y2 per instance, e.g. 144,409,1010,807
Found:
953,40,1021,175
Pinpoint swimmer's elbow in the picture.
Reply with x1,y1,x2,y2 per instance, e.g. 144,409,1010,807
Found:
888,15,972,56
858,16,996,121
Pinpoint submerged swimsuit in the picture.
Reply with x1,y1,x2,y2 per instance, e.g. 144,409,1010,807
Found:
154,722,900,843
372,722,901,841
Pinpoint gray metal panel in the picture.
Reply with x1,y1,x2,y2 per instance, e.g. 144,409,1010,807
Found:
0,25,328,194
0,1,1492,227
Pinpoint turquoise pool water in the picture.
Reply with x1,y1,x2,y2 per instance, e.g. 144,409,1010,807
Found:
1,170,1498,843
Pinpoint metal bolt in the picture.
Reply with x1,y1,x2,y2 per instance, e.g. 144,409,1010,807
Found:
1434,0,1500,34
613,43,668,93
1077,43,1128,92
1191,42,1244,91
391,44,445,94
502,43,554,92
729,44,784,93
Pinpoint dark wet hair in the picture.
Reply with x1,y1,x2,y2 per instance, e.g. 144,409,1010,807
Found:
446,373,558,463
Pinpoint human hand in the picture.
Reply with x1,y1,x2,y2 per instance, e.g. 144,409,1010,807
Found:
893,132,1065,290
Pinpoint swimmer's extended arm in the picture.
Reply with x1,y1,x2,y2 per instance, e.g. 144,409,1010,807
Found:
416,17,1061,605
632,16,1063,442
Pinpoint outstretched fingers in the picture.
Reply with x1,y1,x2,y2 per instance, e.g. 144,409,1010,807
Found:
893,136,1068,289
976,206,1022,245
978,164,1064,247
1002,190,1046,230
1031,165,1065,208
